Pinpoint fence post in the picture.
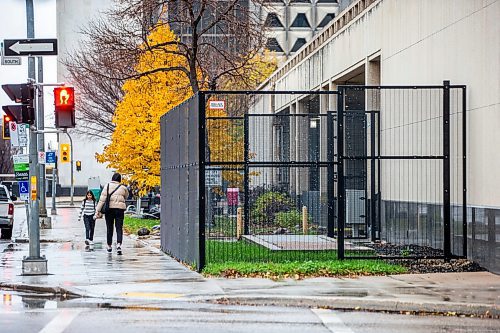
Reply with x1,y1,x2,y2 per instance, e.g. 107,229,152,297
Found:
198,92,206,271
462,86,467,258
302,206,308,235
370,111,377,242
443,80,451,260
237,207,243,239
337,88,345,260
243,114,250,235
327,111,336,238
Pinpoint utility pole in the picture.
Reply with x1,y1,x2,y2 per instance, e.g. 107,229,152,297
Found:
37,57,51,228
22,0,47,275
64,130,74,206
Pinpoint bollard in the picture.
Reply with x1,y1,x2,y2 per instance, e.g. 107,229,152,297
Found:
237,207,243,240
302,206,308,235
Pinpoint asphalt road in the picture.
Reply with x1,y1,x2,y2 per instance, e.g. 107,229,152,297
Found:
0,290,498,333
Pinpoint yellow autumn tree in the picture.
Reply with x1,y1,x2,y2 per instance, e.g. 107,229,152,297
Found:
207,52,278,190
96,24,191,194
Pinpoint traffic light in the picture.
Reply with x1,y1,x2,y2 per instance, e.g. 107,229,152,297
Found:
1,83,35,124
3,115,11,139
54,86,75,128
60,143,70,163
76,160,81,171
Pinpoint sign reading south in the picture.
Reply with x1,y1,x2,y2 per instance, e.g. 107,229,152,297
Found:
3,39,57,57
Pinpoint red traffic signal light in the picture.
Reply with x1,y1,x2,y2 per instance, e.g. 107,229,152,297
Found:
54,86,75,128
3,115,11,139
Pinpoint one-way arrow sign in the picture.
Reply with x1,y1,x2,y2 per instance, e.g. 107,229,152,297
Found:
3,39,57,56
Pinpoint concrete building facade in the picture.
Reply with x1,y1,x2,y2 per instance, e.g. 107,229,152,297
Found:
262,0,342,57
257,0,500,272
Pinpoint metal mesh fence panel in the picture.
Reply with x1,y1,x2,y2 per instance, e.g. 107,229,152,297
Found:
160,95,201,269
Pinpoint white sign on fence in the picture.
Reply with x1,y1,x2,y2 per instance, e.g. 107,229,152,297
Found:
209,100,225,110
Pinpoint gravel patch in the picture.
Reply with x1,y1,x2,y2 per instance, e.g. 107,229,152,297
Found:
364,243,486,274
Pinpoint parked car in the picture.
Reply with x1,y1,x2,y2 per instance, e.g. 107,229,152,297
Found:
0,184,16,239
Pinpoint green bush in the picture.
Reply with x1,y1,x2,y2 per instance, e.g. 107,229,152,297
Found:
274,210,302,230
251,191,294,225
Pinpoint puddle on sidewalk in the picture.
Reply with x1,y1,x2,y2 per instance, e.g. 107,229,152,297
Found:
0,289,113,312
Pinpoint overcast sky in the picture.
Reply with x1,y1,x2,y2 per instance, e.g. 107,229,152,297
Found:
0,0,57,145
0,0,57,110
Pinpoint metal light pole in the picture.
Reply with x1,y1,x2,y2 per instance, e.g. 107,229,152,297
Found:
65,130,74,206
22,0,47,275
51,167,57,215
37,57,51,229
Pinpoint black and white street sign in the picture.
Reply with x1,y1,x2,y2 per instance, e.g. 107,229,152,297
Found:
1,57,21,65
3,39,57,56
0,42,21,65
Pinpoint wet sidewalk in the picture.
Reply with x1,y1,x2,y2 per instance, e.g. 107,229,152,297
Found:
1,207,499,317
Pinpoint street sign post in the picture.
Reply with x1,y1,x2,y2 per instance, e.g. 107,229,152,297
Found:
3,39,57,57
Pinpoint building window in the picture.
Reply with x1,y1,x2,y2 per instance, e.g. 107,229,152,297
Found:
290,13,310,28
316,0,337,3
317,13,335,28
264,13,284,28
266,38,284,52
290,38,307,52
289,0,311,3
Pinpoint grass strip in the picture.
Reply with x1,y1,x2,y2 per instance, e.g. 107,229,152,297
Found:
206,240,374,263
203,260,407,278
123,216,159,235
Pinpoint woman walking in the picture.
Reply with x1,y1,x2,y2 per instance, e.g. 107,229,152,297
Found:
96,173,129,255
78,190,97,246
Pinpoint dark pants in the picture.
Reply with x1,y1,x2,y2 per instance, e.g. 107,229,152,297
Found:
105,208,124,246
83,215,96,241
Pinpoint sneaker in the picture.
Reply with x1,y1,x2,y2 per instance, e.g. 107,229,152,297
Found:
85,239,90,245
89,240,94,245
107,246,112,253
117,245,122,255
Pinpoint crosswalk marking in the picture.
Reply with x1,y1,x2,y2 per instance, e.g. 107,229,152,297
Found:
39,309,82,333
312,308,356,333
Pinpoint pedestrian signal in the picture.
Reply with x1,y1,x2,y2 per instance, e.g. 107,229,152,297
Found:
54,86,75,128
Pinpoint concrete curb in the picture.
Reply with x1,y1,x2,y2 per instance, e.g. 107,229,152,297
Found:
2,281,498,318
0,282,87,299
205,295,500,318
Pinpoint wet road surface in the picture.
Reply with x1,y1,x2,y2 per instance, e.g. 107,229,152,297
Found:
1,290,499,333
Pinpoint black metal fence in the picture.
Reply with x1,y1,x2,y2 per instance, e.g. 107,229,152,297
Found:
160,83,466,271
160,95,201,268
